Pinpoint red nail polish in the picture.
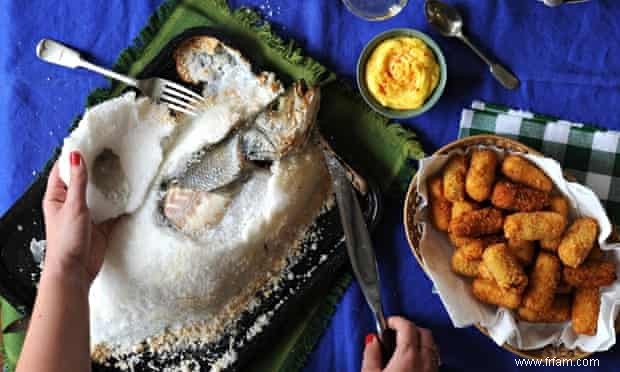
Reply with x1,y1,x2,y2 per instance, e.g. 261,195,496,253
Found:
70,151,81,166
364,333,375,346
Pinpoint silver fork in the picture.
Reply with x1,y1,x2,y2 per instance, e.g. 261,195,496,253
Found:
36,38,203,116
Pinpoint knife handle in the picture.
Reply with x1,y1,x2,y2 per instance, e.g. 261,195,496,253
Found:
380,327,397,366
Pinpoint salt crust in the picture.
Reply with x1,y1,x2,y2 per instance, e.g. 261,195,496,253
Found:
60,39,325,369
58,92,176,223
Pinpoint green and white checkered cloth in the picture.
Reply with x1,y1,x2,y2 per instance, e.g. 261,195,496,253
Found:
459,101,620,227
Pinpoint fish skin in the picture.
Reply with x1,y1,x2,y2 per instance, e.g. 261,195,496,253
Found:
174,135,248,193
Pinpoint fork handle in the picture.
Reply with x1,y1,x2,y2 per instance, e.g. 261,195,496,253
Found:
36,38,137,87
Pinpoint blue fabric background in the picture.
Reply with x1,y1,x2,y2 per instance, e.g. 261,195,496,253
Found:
1,0,620,371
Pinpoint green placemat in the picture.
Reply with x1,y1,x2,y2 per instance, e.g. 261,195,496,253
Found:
2,1,425,371
459,100,620,227
1,299,24,372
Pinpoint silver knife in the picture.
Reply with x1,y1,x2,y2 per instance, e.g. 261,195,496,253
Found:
322,140,396,364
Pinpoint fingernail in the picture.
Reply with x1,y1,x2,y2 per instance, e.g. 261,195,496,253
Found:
364,333,376,346
70,151,81,167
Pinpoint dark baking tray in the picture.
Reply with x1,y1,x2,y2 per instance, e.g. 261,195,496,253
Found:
0,27,382,371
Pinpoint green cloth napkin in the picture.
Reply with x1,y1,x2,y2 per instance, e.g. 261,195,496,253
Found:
1,299,25,372
1,1,425,371
459,100,620,227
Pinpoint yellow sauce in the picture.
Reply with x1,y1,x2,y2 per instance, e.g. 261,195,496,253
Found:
365,36,440,110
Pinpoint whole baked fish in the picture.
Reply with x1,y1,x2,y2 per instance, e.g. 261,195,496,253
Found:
161,81,321,235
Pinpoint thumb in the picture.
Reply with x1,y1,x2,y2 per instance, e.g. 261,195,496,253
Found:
361,333,382,372
67,151,88,211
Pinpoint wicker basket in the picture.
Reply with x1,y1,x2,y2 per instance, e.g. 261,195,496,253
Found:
403,134,619,360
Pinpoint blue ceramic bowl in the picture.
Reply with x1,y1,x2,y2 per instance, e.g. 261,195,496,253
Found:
357,28,447,119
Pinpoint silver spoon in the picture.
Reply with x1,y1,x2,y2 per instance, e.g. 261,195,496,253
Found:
543,0,591,6
424,0,520,90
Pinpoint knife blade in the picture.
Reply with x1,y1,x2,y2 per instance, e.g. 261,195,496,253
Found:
322,144,396,365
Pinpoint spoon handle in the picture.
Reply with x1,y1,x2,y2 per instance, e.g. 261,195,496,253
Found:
458,34,520,90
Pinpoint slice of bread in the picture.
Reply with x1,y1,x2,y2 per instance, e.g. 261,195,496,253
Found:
174,36,219,84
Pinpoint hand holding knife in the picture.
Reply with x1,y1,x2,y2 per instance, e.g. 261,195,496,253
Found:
322,140,396,365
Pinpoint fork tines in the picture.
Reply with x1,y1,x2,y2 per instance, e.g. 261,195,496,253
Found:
161,81,205,116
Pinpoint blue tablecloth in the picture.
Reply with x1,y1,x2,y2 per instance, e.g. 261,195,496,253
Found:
2,0,620,371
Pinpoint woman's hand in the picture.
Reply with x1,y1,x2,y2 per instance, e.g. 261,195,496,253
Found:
17,151,112,372
361,316,439,372
42,152,111,287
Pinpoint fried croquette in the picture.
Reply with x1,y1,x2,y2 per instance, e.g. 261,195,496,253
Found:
461,240,485,260
491,180,550,212
450,208,504,237
451,200,478,220
572,287,600,336
429,176,452,231
451,248,480,277
449,233,504,249
540,196,570,252
558,217,598,268
518,296,571,323
472,279,522,309
477,261,494,281
466,149,498,202
506,238,536,266
504,212,566,241
449,232,476,248
482,243,528,293
549,196,570,216
563,260,616,288
522,252,561,312
501,155,553,192
443,155,468,202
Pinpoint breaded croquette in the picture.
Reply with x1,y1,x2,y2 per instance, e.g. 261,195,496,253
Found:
451,200,478,220
443,155,468,202
461,240,485,260
572,287,600,335
518,296,571,323
563,260,616,288
522,252,561,312
490,180,550,212
482,243,528,293
428,176,452,231
501,155,553,192
429,175,444,199
451,248,480,277
477,261,494,281
450,208,504,237
549,195,570,216
506,238,536,266
449,232,477,248
540,196,570,252
449,233,504,249
504,212,566,241
430,198,452,231
558,217,598,268
472,279,522,309
466,149,498,202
